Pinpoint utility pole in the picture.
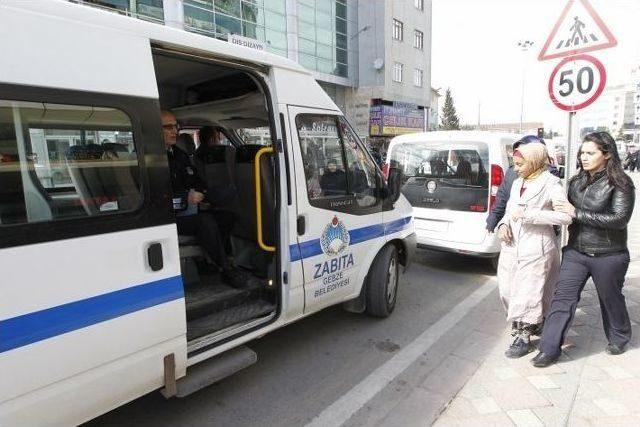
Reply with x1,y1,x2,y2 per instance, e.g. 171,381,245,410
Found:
518,40,534,133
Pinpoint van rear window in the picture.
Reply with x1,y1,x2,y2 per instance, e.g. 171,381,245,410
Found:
390,141,490,212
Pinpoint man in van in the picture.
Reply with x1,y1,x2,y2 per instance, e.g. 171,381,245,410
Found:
486,135,560,233
162,110,245,286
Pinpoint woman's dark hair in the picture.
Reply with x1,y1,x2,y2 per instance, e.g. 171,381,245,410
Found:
572,131,634,191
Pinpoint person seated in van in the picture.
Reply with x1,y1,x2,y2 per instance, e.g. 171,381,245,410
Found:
450,151,472,180
486,135,561,232
162,110,245,286
196,126,220,153
304,162,322,199
320,158,347,196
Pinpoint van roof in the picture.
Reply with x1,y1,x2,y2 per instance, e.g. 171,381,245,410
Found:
3,0,310,75
390,131,522,145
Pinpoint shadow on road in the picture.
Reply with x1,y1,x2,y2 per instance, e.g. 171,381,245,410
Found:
413,248,496,276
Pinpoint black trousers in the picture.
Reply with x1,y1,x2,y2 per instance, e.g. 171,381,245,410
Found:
177,212,233,270
539,248,631,357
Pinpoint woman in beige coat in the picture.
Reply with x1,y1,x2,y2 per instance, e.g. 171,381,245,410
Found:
497,142,573,358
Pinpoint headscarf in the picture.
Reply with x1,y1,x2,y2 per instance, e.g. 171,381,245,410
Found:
515,142,548,180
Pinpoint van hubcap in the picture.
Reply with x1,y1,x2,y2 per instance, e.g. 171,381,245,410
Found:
387,257,397,304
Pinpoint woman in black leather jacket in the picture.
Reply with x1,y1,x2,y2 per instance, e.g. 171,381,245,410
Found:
532,131,635,367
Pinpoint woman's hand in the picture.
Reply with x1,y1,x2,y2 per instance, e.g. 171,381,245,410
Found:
497,224,513,244
511,208,525,221
554,200,576,218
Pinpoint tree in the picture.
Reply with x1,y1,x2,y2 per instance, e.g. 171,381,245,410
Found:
440,88,460,130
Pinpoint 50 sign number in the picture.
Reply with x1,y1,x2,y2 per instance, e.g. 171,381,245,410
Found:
558,67,594,97
548,54,606,112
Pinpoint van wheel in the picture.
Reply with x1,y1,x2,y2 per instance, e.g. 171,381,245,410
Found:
366,245,399,318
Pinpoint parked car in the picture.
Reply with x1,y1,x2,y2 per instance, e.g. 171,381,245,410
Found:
385,131,520,269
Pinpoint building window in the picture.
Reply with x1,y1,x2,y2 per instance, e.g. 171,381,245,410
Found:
393,62,403,83
415,0,424,10
414,68,423,87
392,19,403,41
414,30,424,50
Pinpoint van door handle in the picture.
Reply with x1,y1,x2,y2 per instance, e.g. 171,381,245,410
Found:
147,243,164,271
297,215,306,236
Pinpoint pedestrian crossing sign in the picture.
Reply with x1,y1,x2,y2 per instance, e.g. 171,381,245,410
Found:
538,0,617,61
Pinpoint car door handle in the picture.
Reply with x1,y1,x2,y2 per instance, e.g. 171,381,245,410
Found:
297,215,306,236
147,242,164,271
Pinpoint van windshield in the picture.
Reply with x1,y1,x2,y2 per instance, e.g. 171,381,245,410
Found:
390,141,490,212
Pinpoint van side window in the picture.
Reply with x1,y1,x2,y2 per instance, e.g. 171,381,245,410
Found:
296,115,348,200
338,117,378,208
0,100,141,226
296,114,381,214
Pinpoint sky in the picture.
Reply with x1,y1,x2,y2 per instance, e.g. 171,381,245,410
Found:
431,0,640,134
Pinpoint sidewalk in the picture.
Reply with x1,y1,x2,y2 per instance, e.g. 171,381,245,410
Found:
433,173,640,426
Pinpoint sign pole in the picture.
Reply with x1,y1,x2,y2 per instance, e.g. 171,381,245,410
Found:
561,111,577,245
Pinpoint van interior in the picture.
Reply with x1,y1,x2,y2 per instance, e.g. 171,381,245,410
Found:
152,49,279,352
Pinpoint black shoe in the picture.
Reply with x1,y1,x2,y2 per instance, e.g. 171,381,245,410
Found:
531,351,559,368
505,336,531,358
605,343,626,355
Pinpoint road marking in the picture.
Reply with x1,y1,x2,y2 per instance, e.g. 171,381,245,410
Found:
306,277,498,427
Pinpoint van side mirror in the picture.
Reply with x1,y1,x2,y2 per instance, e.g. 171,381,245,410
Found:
385,168,403,203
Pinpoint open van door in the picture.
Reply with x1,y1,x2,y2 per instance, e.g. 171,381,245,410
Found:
0,8,184,425
286,106,385,313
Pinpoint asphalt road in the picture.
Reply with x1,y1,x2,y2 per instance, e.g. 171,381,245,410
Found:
87,249,496,427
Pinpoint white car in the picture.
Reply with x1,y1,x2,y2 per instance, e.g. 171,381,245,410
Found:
386,131,520,268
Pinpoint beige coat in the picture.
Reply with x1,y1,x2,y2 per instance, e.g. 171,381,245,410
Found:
497,171,572,324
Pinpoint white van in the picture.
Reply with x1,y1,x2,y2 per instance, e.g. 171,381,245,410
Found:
0,2,415,425
386,131,519,268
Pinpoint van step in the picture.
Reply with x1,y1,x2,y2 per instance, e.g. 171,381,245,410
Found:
187,300,275,341
164,345,257,398
186,283,259,321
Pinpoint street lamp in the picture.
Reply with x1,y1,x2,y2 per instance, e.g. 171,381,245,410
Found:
518,40,534,134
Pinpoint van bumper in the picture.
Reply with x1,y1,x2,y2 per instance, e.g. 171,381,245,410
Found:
415,233,500,258
401,232,417,270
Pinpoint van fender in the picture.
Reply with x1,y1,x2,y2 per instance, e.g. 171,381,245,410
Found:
342,237,389,313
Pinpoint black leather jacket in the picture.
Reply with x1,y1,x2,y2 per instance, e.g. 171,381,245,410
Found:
567,170,635,254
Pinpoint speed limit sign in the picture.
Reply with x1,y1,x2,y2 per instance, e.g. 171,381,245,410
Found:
548,54,606,111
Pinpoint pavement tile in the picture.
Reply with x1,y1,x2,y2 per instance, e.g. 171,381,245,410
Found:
594,379,640,413
494,367,521,380
525,375,560,390
451,330,500,363
574,379,603,400
437,412,516,426
593,398,631,417
484,378,551,410
532,406,570,427
419,354,480,397
439,396,479,419
506,409,544,427
601,366,634,380
470,397,501,415
586,415,640,426
457,381,490,400
378,388,446,427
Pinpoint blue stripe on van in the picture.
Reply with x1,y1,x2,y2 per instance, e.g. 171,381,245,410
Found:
0,276,184,354
289,216,412,262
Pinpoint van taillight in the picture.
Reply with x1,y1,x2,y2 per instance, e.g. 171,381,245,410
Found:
382,163,389,178
490,164,504,210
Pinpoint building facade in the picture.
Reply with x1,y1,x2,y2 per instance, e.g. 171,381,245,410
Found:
73,0,434,148
577,84,637,140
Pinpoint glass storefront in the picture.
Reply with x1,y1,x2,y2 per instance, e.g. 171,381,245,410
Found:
183,0,288,57
297,0,348,78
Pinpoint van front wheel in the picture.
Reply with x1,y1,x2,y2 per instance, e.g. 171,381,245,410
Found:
366,245,399,318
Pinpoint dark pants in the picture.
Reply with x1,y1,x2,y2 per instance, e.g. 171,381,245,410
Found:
539,248,631,357
177,212,231,270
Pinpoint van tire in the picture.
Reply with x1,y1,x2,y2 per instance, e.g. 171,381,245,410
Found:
366,245,399,318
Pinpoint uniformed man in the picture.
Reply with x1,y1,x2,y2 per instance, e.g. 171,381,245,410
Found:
162,110,244,285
